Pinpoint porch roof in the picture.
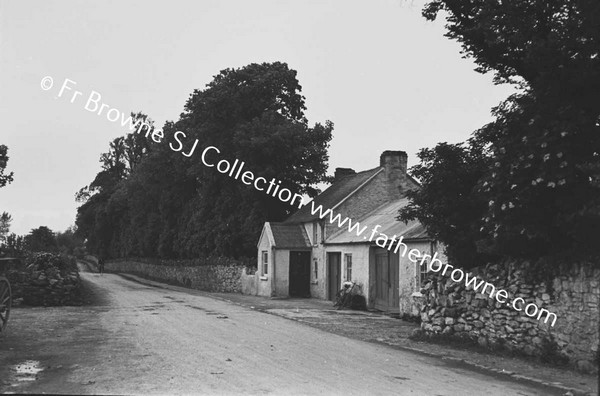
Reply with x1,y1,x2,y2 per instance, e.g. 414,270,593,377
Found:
269,222,312,249
325,198,429,244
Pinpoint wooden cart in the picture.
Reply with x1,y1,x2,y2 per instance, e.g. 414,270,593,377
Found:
0,257,16,333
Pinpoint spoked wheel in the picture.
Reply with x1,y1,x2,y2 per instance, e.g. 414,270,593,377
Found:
0,276,11,333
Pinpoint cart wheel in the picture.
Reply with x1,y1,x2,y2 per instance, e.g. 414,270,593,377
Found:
0,276,11,333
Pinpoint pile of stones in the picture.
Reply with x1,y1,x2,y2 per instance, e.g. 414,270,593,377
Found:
9,252,82,306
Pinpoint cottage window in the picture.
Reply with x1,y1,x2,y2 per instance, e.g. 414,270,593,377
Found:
313,259,318,279
417,257,428,289
345,254,352,281
262,251,268,276
312,223,318,246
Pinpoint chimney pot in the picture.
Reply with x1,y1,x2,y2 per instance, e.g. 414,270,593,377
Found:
334,167,356,180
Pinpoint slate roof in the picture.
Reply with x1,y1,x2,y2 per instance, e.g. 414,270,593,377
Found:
269,222,311,248
285,167,383,224
326,198,429,244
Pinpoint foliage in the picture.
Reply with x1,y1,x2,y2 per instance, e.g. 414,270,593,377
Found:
2,233,24,257
25,252,77,274
0,212,12,245
55,225,85,256
399,141,492,266
401,0,600,266
0,145,14,188
24,226,58,253
76,62,333,259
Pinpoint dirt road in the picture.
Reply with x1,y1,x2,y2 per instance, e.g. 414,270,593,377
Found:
0,267,565,395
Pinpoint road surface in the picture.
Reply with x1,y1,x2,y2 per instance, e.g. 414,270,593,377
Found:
0,267,563,395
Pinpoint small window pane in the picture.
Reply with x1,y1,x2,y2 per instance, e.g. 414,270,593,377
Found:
345,254,352,281
262,251,268,275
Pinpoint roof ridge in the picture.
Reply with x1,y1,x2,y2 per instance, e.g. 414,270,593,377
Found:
330,167,383,211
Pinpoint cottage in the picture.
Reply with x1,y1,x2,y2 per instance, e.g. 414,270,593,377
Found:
246,150,445,314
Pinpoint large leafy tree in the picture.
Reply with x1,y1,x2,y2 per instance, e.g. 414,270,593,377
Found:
55,225,85,256
24,226,58,253
77,62,333,259
401,0,600,265
75,113,154,257
174,63,333,257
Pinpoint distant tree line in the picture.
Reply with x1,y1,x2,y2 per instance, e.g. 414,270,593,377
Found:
400,0,600,268
75,62,333,260
1,223,85,258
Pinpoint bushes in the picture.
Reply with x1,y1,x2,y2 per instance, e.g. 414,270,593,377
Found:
26,252,77,275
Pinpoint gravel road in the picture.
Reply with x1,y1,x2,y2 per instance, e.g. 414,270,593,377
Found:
0,267,564,395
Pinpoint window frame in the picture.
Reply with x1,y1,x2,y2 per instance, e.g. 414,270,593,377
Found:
344,253,352,281
261,250,268,276
416,255,428,289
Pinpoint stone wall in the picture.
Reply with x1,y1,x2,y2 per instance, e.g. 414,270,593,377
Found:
106,259,246,293
417,259,599,372
7,253,82,306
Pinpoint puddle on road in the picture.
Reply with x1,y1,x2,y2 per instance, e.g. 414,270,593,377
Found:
12,360,43,382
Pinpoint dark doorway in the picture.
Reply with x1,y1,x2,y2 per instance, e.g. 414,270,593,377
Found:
327,252,341,301
289,251,311,297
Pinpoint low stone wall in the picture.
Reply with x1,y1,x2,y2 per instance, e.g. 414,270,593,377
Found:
106,259,246,293
417,259,599,372
7,253,82,306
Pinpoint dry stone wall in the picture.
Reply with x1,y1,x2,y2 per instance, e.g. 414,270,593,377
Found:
8,253,82,306
417,259,599,372
105,258,246,293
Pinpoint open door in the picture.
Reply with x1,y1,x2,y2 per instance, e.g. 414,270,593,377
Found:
289,251,311,297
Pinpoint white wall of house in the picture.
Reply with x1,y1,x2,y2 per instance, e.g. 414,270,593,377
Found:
398,241,447,316
256,231,273,297
323,243,370,301
310,242,326,299
398,240,430,316
273,249,290,296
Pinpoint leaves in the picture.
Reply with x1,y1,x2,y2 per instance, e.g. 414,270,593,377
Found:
0,145,14,188
76,62,333,259
404,0,600,265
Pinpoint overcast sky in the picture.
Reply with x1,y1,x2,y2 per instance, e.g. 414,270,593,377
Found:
0,0,515,236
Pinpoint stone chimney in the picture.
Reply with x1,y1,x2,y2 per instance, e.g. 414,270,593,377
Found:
380,150,408,174
380,150,410,196
334,167,356,180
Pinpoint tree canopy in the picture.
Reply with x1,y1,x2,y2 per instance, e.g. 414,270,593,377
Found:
401,0,600,267
24,226,58,253
76,62,333,259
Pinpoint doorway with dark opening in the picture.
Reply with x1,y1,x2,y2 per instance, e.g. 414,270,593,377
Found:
289,251,311,297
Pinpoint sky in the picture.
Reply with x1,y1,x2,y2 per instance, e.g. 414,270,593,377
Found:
0,0,515,236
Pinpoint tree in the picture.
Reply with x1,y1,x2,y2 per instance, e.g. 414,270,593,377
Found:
0,212,12,245
172,62,333,257
55,225,85,256
402,1,600,264
75,113,155,257
399,141,492,267
3,233,24,256
0,145,14,188
24,226,58,253
76,62,333,259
